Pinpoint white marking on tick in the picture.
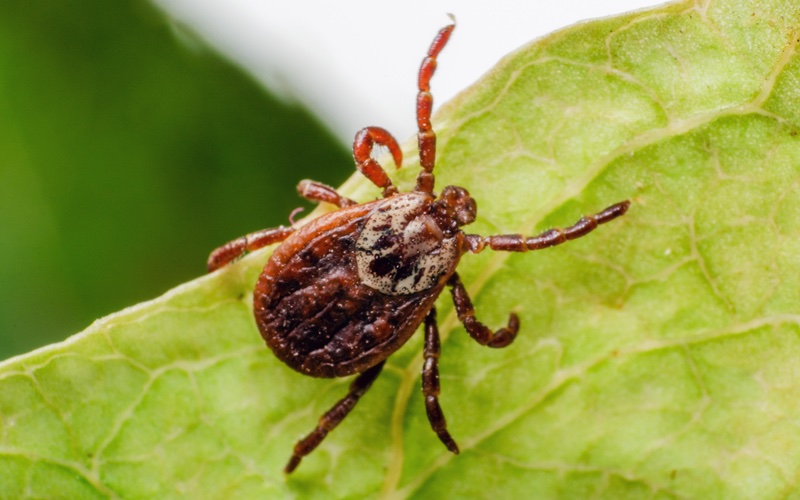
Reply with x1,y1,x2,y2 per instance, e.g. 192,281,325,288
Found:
356,194,458,295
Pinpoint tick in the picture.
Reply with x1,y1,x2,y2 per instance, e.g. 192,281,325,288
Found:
207,22,630,474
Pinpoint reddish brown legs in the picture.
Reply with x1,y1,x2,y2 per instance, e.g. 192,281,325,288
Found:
207,180,360,272
353,127,403,198
297,179,356,208
207,226,295,272
465,201,630,254
352,22,453,196
447,201,629,348
422,307,460,454
448,273,519,348
285,361,386,474
415,22,455,194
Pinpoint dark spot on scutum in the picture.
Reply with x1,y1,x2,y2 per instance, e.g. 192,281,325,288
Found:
394,255,418,282
370,253,401,277
411,265,429,287
374,233,400,251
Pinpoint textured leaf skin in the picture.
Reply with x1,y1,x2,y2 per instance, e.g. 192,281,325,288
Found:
3,0,800,497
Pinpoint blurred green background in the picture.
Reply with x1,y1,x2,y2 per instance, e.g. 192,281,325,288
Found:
0,1,351,360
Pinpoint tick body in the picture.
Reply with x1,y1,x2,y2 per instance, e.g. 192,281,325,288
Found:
208,22,630,474
254,193,457,379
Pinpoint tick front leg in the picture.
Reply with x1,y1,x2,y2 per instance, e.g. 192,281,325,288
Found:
297,179,356,208
285,361,386,474
448,273,519,348
207,226,295,272
414,22,455,194
465,200,630,254
422,307,459,454
353,126,403,197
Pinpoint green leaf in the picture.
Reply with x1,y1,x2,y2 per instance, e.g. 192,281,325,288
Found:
3,0,800,497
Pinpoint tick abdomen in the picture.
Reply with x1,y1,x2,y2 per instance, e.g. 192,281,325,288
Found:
254,196,456,378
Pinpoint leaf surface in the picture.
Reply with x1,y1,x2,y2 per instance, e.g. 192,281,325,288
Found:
3,0,800,497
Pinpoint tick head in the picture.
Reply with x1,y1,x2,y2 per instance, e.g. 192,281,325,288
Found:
437,185,477,227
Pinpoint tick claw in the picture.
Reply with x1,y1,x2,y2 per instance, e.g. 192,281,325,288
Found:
284,456,301,474
447,439,460,454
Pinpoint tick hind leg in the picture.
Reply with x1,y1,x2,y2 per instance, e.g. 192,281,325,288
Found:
207,226,295,272
414,22,455,194
422,307,459,454
285,361,386,474
353,126,403,198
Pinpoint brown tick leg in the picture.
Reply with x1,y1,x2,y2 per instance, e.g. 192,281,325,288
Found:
285,361,386,474
353,126,403,198
296,179,356,208
207,226,295,272
415,22,455,194
422,307,460,454
465,201,631,254
448,272,519,348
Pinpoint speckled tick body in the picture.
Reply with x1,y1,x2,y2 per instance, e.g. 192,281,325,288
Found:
207,22,630,474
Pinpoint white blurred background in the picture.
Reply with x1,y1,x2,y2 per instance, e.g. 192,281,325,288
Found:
154,0,668,144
